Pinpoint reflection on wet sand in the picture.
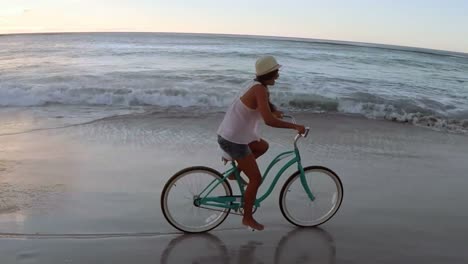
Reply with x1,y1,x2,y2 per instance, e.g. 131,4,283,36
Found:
160,228,336,264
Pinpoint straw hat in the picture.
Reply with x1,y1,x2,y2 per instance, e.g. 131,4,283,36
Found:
255,56,281,76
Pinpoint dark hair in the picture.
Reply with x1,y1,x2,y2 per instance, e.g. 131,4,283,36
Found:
255,70,279,84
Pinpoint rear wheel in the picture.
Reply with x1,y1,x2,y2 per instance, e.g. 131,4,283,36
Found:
279,166,343,227
161,166,232,233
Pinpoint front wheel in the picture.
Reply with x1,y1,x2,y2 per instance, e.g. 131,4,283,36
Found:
279,166,343,227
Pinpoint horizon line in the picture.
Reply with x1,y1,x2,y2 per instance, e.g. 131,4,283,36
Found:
1,30,467,56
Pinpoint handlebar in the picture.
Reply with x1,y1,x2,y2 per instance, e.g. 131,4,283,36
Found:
282,114,309,137
281,114,310,148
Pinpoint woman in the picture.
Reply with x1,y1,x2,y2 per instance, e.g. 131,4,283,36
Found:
217,56,306,231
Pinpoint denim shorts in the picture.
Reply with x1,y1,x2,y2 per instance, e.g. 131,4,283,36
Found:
217,135,251,160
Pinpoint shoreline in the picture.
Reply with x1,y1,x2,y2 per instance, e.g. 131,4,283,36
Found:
1,106,467,137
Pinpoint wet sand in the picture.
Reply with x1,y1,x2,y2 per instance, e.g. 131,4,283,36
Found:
1,111,468,263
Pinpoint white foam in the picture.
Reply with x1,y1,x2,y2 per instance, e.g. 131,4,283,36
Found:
0,86,231,108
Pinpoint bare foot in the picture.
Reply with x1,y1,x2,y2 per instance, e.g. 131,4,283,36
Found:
242,218,264,231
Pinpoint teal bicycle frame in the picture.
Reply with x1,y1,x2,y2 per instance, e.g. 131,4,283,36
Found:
196,124,315,212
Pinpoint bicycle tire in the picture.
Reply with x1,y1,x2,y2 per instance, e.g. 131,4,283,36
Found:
161,166,232,233
279,166,343,227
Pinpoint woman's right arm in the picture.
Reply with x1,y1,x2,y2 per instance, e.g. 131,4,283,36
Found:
254,85,305,133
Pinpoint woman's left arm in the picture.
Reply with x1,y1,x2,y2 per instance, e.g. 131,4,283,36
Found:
269,102,283,119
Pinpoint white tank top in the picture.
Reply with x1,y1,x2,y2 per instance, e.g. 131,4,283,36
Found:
217,80,262,144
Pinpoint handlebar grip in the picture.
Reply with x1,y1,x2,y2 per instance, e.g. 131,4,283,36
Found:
281,115,308,137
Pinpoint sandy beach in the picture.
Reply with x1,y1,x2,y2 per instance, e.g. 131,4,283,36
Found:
1,110,468,263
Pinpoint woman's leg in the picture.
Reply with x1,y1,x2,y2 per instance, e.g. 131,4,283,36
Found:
228,139,269,180
249,139,269,158
235,153,264,230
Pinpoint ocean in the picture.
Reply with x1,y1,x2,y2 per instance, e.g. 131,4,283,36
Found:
1,32,467,134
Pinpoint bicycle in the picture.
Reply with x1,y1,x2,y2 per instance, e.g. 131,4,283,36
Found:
161,115,344,233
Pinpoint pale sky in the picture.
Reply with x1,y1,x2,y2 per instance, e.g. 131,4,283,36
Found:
1,0,467,53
